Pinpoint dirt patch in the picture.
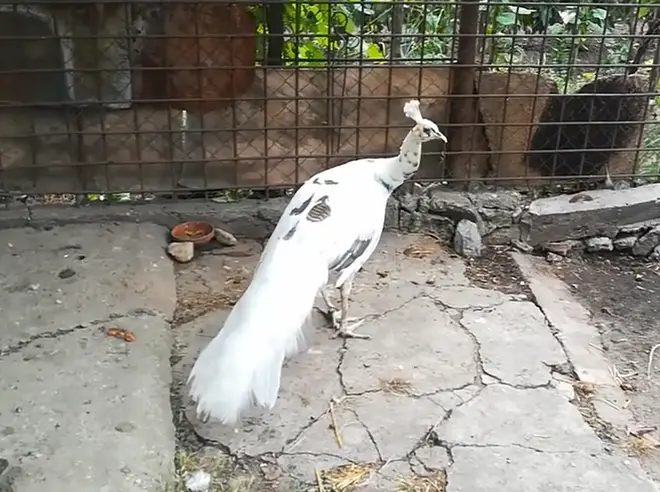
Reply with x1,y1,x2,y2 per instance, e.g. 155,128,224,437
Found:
171,243,259,326
550,254,660,481
464,245,533,298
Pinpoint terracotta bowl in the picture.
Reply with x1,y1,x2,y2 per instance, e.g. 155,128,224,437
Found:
170,221,214,245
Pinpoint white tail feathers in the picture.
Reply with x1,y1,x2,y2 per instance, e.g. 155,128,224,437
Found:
403,99,423,124
187,251,328,425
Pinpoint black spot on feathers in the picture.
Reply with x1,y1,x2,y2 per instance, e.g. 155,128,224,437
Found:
290,194,314,216
376,175,396,193
313,177,339,185
529,75,648,177
306,195,331,222
282,222,298,241
330,238,373,273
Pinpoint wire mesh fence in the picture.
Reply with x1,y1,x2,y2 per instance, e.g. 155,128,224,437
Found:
0,0,659,202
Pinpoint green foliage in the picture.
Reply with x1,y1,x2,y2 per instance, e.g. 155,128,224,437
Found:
251,0,658,87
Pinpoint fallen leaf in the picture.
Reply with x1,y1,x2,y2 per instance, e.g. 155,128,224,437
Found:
105,327,137,343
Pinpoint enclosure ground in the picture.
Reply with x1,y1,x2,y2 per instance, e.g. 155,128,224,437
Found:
0,218,658,492
171,232,657,492
550,253,660,483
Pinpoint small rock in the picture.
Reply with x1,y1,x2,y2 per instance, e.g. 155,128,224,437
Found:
425,190,479,223
584,236,613,252
546,252,563,264
619,218,660,234
613,235,638,250
185,470,211,492
613,180,631,190
58,268,76,279
632,225,660,256
214,228,238,247
167,242,194,263
453,219,483,258
651,245,660,261
543,240,581,256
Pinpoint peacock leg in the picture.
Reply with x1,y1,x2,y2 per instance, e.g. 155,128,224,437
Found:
336,278,370,340
321,288,342,328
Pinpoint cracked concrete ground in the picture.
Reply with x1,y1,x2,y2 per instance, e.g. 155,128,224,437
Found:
173,233,659,492
1,222,658,492
0,223,176,492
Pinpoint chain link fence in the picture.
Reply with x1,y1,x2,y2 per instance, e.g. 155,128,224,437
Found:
0,0,659,203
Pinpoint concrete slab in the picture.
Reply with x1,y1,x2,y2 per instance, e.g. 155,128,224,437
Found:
350,392,445,461
171,230,656,490
0,315,175,492
448,446,658,492
433,286,513,309
438,384,603,453
0,223,176,350
341,297,478,395
524,183,660,245
0,223,177,492
460,301,566,386
512,252,637,431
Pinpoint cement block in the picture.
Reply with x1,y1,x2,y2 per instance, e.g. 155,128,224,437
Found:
341,297,478,395
448,446,658,492
0,315,175,492
0,223,176,350
525,184,660,245
460,301,566,386
438,384,603,453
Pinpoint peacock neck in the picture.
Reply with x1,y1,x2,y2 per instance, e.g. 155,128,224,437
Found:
378,130,423,192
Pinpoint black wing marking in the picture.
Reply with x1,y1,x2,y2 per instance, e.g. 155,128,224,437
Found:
306,195,331,223
313,177,339,185
376,175,395,193
282,222,298,241
290,194,314,216
329,237,373,273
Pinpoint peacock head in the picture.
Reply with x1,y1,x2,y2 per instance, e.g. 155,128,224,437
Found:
403,99,447,144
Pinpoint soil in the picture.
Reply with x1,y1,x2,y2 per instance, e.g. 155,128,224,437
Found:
550,253,660,481
464,245,534,298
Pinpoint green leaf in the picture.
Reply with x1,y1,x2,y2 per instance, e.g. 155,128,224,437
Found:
591,8,607,21
365,43,384,59
496,11,516,25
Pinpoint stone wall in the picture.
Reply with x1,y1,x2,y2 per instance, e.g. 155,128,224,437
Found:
396,184,660,260
1,184,658,262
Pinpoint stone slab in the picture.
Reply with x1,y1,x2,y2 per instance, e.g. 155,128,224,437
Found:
0,315,175,492
448,446,658,492
512,252,636,431
0,223,177,351
341,297,478,395
524,183,660,245
460,301,566,386
437,384,603,453
350,392,446,461
433,286,513,309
